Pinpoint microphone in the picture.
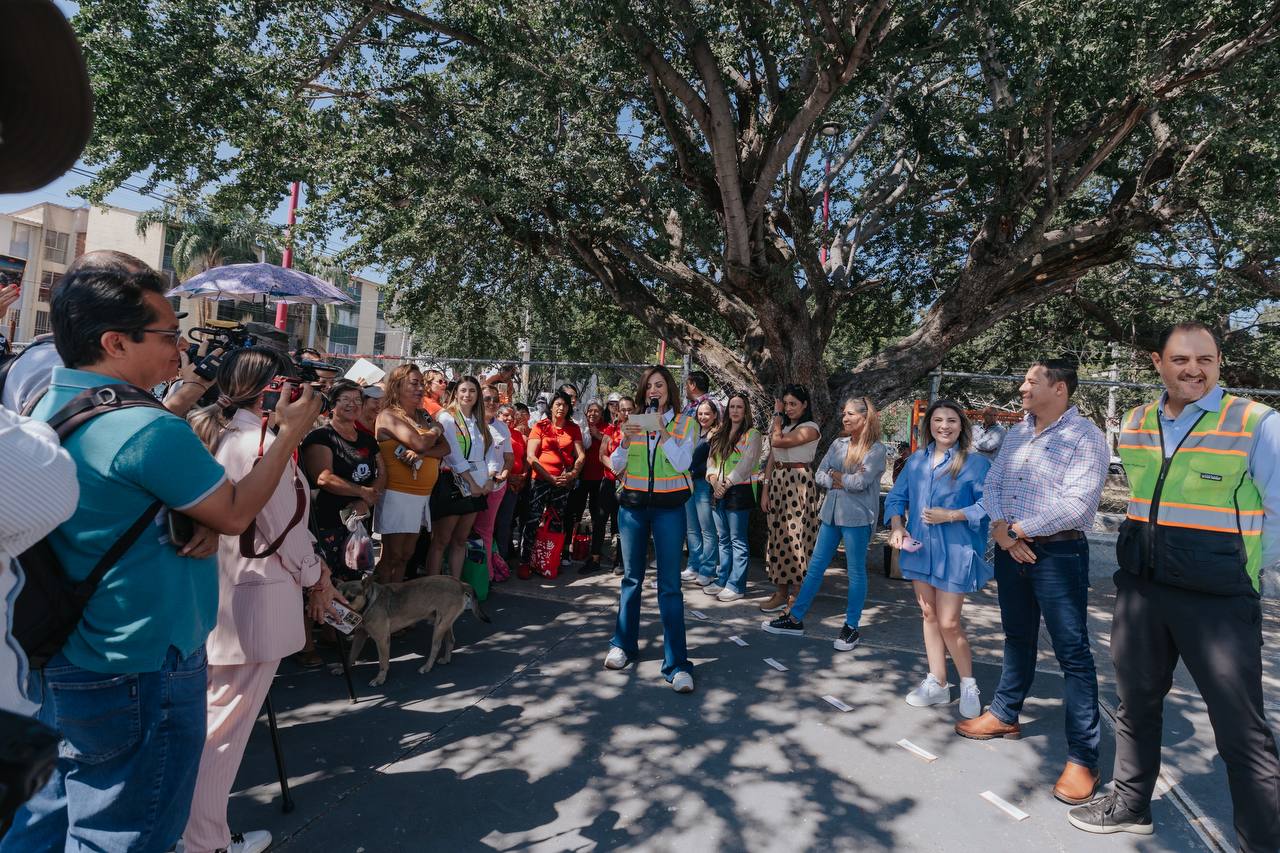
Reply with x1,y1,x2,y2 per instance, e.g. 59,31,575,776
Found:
646,396,659,414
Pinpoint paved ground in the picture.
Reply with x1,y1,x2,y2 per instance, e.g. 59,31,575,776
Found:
222,534,1279,852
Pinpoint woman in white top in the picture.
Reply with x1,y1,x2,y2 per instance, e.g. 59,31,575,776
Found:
471,384,514,581
428,375,493,578
759,384,821,613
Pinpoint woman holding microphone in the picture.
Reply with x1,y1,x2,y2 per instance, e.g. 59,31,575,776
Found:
605,366,699,693
182,348,342,853
883,398,991,719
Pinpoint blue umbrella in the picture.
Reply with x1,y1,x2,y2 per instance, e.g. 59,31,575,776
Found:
165,262,357,306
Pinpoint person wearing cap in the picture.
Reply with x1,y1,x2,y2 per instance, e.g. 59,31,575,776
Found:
356,383,384,437
606,392,622,421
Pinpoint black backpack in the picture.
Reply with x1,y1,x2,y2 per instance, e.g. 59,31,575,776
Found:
12,383,168,669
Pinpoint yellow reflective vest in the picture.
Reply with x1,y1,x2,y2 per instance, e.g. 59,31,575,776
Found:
1116,393,1271,595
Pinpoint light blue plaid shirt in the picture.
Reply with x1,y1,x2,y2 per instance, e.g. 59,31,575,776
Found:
980,406,1109,537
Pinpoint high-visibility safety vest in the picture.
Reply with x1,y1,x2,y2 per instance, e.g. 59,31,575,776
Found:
1116,393,1272,595
620,411,698,509
709,427,760,481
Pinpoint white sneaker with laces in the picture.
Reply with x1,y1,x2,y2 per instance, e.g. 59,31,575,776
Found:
604,647,629,670
905,673,951,707
680,568,698,581
671,671,694,693
694,574,714,587
716,589,744,602
228,830,273,853
959,678,981,719
702,583,724,595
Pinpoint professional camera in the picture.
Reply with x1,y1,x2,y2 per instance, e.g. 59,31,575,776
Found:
261,357,339,413
184,322,258,381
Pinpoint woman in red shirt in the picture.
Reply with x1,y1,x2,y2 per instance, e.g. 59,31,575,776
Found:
518,392,584,576
566,400,612,574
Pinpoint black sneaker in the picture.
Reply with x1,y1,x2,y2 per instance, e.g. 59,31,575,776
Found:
579,559,600,575
762,613,804,636
1067,793,1154,836
834,625,861,651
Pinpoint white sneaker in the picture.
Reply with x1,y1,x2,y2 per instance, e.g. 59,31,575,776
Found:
671,671,694,693
229,830,272,853
702,583,724,595
959,679,981,719
680,568,698,582
905,673,951,707
694,574,714,587
604,647,630,670
717,589,744,602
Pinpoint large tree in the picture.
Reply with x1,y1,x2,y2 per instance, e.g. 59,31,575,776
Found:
75,0,1280,417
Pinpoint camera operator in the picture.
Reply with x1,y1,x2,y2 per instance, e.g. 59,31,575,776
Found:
1,250,215,418
182,348,344,853
1,266,322,853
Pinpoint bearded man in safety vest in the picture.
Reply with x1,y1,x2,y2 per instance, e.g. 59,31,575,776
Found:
1068,322,1280,849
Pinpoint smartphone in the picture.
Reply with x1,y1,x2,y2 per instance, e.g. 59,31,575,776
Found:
322,600,363,634
167,511,195,548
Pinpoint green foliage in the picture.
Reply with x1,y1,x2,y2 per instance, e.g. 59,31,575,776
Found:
74,0,1280,412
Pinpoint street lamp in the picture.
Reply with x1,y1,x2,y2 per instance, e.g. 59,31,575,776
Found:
819,122,843,266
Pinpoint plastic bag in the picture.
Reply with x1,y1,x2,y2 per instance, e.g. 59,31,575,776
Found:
532,508,566,578
343,510,375,574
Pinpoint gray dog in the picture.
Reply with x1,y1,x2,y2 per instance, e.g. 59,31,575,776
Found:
333,574,490,686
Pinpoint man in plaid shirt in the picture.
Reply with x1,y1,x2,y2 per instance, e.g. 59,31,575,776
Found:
956,358,1110,807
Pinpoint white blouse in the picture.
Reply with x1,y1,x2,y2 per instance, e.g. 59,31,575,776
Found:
771,420,821,464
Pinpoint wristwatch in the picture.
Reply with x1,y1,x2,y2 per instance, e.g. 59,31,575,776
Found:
1006,524,1020,542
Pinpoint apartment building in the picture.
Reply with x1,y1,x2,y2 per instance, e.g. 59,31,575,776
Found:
1,201,409,361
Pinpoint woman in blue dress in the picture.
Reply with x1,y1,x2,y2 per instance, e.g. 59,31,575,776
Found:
884,398,992,719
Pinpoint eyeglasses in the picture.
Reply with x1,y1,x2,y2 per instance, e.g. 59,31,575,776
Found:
482,396,498,403
130,327,183,344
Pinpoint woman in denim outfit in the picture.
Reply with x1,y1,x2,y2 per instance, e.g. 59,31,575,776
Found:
884,398,992,720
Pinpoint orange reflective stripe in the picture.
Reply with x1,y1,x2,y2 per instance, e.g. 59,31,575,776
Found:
1157,500,1261,515
1155,520,1263,536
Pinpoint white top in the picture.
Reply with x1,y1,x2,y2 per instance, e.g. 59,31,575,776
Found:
0,407,79,713
771,420,821,464
437,409,491,489
486,420,512,477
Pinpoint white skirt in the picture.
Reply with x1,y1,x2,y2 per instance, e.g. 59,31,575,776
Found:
376,489,432,535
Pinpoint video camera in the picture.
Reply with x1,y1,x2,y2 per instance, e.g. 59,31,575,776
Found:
185,323,259,381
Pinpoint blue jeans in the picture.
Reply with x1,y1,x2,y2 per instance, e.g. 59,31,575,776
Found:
711,504,751,594
989,539,1100,769
612,503,692,680
685,479,717,577
2,645,209,853
789,522,872,627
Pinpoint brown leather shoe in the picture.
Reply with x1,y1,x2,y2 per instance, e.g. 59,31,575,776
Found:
1053,762,1101,805
758,589,789,612
955,710,1021,740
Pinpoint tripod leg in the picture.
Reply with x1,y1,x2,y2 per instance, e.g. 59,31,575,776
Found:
263,694,295,814
334,629,358,703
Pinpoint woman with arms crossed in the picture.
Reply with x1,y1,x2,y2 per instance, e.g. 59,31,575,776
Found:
759,385,822,613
